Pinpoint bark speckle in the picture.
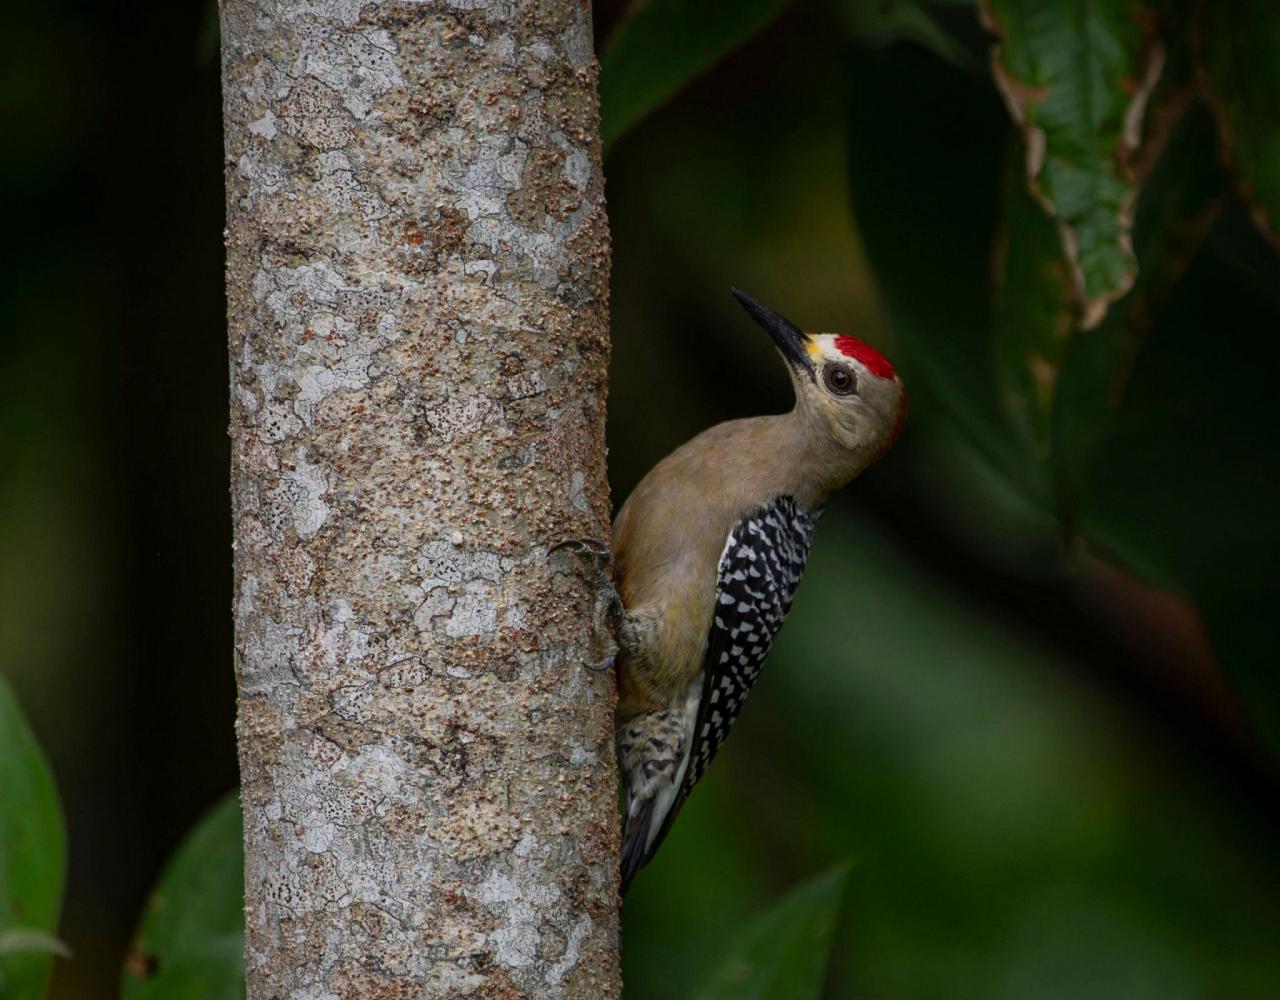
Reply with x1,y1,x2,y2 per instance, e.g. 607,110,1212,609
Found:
222,0,619,994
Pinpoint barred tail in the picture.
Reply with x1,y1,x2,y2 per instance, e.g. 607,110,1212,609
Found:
617,681,702,894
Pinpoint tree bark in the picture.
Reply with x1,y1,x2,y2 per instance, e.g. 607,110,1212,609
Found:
220,0,620,995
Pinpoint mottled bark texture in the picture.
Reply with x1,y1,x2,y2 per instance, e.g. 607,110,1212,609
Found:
220,0,619,995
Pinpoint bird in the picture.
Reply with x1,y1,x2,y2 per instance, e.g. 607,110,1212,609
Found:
556,288,906,894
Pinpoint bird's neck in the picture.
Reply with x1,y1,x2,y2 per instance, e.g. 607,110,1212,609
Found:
771,406,874,504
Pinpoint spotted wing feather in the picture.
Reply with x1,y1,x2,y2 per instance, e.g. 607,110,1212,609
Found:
638,495,819,868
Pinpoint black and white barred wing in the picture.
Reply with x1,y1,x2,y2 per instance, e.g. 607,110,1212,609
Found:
633,495,820,877
683,496,819,795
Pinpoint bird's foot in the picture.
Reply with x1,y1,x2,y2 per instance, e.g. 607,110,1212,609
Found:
583,651,616,673
548,537,611,565
549,537,623,672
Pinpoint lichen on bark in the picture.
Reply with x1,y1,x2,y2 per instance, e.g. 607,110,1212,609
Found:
220,0,620,995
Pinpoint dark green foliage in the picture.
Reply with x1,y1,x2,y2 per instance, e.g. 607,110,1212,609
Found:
0,677,66,1000
599,0,798,150
846,42,1036,494
1200,0,1280,242
696,860,844,993
121,795,245,1000
694,864,849,999
1050,101,1230,514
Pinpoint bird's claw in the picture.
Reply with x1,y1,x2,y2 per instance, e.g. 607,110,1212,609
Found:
548,537,611,566
550,537,621,675
584,650,616,673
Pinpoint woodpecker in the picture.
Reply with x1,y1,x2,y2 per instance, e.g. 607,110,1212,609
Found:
558,289,905,893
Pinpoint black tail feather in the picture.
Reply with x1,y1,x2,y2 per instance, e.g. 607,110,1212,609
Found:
619,797,656,895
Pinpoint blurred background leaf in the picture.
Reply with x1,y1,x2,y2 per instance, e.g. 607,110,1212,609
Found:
1048,98,1229,517
836,0,976,68
694,864,849,999
599,0,797,149
1198,0,1280,244
121,794,244,1000
992,141,1077,463
0,675,66,999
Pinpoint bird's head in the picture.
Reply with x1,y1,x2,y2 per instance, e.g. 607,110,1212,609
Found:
732,287,906,480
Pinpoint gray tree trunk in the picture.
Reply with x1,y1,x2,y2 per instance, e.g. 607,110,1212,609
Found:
219,0,620,995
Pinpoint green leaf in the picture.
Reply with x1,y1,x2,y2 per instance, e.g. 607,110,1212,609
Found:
122,794,245,1000
983,0,1167,328
1077,231,1280,752
993,137,1079,459
599,0,797,151
0,673,66,1000
836,0,977,70
1199,0,1280,244
693,864,849,1000
1050,99,1227,512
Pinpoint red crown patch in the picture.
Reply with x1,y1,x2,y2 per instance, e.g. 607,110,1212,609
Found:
833,335,895,380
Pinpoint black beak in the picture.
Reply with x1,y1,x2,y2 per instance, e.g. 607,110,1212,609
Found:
730,288,814,377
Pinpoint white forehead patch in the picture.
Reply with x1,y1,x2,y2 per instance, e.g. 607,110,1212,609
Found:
804,333,897,381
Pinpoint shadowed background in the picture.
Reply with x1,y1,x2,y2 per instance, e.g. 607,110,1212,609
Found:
3,0,1279,997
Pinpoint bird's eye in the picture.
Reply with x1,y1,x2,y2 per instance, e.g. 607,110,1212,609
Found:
822,364,857,396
